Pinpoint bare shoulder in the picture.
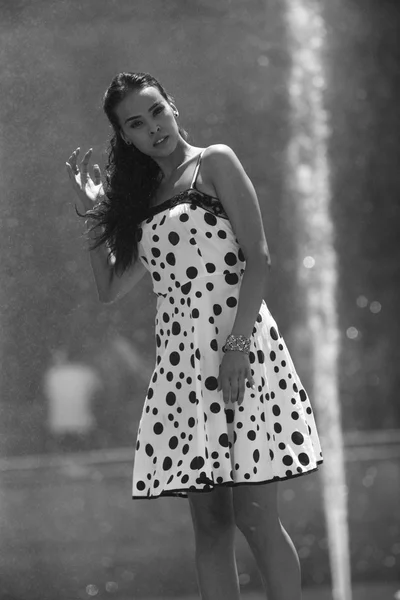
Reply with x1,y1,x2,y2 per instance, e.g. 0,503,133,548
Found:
201,144,244,178
203,144,238,162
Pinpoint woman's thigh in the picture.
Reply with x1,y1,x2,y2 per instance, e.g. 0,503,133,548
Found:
187,485,235,536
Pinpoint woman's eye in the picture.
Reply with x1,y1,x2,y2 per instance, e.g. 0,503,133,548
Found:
130,120,142,128
153,105,165,115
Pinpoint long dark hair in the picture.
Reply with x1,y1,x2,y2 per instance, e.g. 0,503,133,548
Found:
81,72,188,275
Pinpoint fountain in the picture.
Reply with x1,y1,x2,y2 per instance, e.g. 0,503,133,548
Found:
283,2,352,599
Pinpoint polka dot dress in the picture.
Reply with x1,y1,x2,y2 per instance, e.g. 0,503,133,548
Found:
132,150,323,499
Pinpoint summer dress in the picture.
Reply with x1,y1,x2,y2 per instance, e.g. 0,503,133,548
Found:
132,148,323,499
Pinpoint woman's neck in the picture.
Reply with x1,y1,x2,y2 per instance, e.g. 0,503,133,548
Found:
153,139,196,182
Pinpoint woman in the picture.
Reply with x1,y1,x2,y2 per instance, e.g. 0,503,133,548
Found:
66,71,323,600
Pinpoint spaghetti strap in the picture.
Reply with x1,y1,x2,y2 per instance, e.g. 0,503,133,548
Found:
189,148,207,190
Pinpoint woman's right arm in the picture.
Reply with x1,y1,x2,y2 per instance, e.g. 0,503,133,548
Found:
85,222,148,303
66,147,148,303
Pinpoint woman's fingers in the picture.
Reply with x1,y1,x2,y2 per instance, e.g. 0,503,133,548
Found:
80,148,92,186
68,148,80,174
65,162,79,189
93,164,101,186
66,151,80,183
237,379,246,405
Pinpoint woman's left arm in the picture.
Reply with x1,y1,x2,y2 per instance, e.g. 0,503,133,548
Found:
203,144,271,404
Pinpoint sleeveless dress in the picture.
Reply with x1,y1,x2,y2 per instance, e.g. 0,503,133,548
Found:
132,149,323,499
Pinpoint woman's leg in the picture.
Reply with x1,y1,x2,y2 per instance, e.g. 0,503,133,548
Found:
233,482,302,600
187,486,241,600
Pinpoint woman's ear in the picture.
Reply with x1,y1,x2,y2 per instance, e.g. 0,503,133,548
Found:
120,130,132,146
170,103,179,118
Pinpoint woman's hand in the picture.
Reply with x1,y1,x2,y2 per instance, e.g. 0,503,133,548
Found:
65,147,104,214
217,351,255,406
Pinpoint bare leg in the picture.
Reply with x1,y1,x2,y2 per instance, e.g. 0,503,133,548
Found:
188,486,241,600
233,482,302,600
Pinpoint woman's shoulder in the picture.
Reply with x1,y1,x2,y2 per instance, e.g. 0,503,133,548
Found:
201,144,242,178
202,144,237,159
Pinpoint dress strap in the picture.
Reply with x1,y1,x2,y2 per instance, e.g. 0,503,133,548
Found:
189,148,207,190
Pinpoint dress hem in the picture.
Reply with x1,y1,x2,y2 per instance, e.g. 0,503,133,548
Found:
132,459,323,500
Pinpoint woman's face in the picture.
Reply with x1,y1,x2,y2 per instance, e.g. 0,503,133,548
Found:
115,86,180,157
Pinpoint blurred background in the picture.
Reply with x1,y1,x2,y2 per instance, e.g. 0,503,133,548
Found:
0,0,400,598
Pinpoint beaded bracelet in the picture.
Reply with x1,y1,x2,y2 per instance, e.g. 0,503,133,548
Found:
222,333,251,355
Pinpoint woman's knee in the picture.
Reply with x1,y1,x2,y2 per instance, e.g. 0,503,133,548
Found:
233,482,280,538
188,486,235,538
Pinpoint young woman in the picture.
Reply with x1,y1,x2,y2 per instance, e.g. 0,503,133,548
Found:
66,72,323,600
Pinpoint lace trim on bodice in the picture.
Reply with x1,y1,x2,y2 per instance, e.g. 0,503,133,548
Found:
142,189,229,223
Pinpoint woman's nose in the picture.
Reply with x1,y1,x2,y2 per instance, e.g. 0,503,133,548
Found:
149,123,161,135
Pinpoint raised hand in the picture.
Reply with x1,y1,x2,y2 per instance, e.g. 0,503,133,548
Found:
66,147,104,215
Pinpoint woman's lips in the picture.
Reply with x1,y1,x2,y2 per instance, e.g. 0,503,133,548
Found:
153,135,168,147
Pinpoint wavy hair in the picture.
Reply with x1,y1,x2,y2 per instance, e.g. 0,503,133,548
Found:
81,72,188,275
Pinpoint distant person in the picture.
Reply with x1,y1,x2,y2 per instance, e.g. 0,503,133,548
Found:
44,349,100,437
66,72,323,600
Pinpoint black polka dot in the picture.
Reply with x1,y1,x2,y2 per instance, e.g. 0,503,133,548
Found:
204,212,217,226
213,304,222,316
219,433,229,447
169,436,178,450
181,282,192,295
145,444,154,456
166,252,176,265
224,252,237,266
225,273,239,285
270,327,279,340
190,456,205,470
166,391,176,406
225,409,234,423
168,231,180,245
186,266,198,279
226,296,237,307
292,431,304,445
169,352,180,366
205,376,218,391
163,457,172,470
206,262,216,273
257,350,265,363
210,402,221,413
279,379,287,390
299,453,310,465
153,422,163,435
171,321,181,335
